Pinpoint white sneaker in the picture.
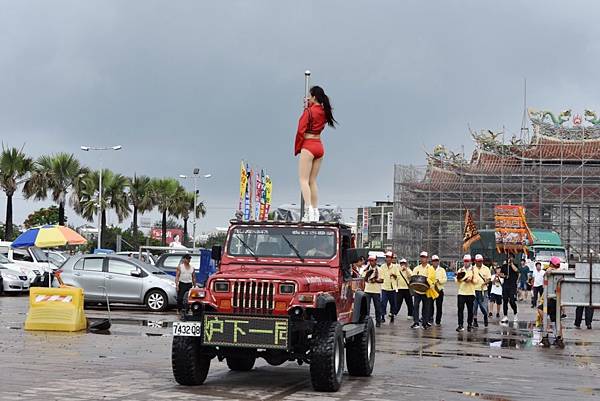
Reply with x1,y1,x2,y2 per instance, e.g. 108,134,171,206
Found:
312,207,320,222
513,314,519,322
301,209,311,222
500,316,509,324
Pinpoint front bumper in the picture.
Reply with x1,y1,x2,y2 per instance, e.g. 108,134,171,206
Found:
2,278,30,292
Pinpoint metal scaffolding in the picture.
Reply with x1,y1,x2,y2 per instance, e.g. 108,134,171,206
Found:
393,109,600,263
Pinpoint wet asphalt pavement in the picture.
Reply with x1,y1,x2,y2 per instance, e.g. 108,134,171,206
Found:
1,284,599,401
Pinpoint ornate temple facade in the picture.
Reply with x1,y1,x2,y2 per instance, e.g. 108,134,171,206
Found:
393,109,600,262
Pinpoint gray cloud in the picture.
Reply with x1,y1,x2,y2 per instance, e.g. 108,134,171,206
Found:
2,0,600,231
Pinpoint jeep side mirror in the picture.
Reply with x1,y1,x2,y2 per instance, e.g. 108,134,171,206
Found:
211,245,222,262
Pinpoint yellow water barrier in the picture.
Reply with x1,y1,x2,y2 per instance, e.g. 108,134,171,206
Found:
24,287,87,332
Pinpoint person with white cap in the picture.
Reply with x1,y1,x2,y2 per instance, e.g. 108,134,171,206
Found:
362,255,383,327
455,254,482,332
429,255,447,326
379,251,400,323
472,254,491,328
410,251,438,329
394,258,414,320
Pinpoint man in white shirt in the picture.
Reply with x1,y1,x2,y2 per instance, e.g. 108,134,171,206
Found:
489,266,504,318
531,261,545,308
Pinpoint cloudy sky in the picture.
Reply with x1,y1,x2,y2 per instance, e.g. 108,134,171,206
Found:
2,1,600,234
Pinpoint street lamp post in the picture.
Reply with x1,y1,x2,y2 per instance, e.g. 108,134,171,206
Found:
80,145,122,250
179,169,211,249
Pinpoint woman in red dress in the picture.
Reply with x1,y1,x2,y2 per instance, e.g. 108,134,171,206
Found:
294,86,337,222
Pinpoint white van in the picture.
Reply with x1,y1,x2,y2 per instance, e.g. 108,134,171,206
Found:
0,242,50,285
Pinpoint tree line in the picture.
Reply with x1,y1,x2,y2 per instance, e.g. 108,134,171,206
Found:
0,145,206,247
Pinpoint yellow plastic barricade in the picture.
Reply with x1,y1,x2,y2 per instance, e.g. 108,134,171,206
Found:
25,287,87,332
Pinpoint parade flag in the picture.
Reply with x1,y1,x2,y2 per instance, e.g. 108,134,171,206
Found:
463,209,481,251
259,170,267,221
239,161,247,212
243,164,252,221
494,205,533,254
264,175,272,219
255,168,262,221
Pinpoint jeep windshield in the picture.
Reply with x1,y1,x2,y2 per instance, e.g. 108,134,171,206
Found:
228,226,336,259
533,248,567,263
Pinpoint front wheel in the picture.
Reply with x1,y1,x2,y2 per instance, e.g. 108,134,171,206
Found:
145,289,168,312
346,317,375,376
310,321,344,392
172,337,211,385
226,356,256,371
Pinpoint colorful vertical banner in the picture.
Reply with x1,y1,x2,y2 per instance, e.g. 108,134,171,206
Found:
259,170,266,221
463,209,481,251
255,168,262,220
239,161,247,213
264,175,272,220
494,205,533,254
243,163,252,221
362,208,369,245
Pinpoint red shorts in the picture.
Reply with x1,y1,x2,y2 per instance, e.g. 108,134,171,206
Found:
301,139,324,159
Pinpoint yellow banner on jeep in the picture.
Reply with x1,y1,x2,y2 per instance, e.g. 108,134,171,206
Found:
24,287,87,332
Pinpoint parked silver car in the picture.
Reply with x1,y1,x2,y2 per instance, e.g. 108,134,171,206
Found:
59,254,177,312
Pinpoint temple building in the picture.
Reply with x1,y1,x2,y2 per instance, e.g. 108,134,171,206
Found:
393,108,600,262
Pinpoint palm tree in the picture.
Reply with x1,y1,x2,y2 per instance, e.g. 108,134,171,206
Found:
72,169,130,247
0,145,32,239
170,190,206,246
128,174,154,241
150,178,182,246
23,153,87,226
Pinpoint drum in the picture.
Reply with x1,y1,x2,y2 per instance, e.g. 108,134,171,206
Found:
409,275,429,293
456,270,466,281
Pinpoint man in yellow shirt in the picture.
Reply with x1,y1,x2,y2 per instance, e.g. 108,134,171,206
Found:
411,251,438,329
395,258,413,320
379,251,400,323
456,254,483,332
362,255,383,327
429,255,448,326
473,254,491,328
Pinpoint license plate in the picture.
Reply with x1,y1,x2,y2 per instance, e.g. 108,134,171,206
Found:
172,322,203,337
203,314,289,350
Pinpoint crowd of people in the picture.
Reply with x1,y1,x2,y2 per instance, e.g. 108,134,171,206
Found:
356,251,595,331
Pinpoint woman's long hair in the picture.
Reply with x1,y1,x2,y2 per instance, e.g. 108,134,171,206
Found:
310,86,337,127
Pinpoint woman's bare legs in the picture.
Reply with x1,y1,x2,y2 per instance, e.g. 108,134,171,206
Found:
309,157,323,208
299,149,315,210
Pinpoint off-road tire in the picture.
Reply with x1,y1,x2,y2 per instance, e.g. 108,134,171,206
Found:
145,289,168,312
226,356,256,371
172,336,210,385
309,321,344,392
346,317,375,376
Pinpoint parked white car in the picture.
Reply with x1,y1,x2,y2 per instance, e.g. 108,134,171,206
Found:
0,254,30,293
0,242,51,286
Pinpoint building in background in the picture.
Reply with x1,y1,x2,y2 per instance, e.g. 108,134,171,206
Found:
356,201,393,249
394,108,600,263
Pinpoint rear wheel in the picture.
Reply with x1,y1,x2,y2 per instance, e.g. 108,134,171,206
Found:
346,317,375,376
145,289,168,312
310,321,344,392
226,356,256,371
172,337,210,385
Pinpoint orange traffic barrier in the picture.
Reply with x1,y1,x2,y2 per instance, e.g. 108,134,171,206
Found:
24,287,87,332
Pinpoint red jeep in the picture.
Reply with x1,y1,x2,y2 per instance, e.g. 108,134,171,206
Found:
171,220,375,392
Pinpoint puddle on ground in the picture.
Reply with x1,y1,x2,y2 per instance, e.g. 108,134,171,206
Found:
108,318,171,328
89,330,167,337
379,349,516,360
452,390,512,401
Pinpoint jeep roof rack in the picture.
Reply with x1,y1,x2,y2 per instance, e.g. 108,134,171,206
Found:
228,219,351,230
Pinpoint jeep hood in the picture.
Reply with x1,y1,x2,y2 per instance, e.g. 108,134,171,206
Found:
212,266,337,292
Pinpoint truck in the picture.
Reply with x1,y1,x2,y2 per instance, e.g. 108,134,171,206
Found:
171,220,375,392
469,229,568,270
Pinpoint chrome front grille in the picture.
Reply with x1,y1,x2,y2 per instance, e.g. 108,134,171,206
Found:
232,280,275,312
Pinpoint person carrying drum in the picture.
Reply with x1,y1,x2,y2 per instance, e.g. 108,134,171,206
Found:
473,254,491,328
379,251,400,323
456,254,482,332
429,255,447,326
410,251,438,329
362,255,383,327
395,258,414,320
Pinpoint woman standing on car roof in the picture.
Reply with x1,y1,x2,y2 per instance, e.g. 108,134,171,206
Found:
175,254,196,315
